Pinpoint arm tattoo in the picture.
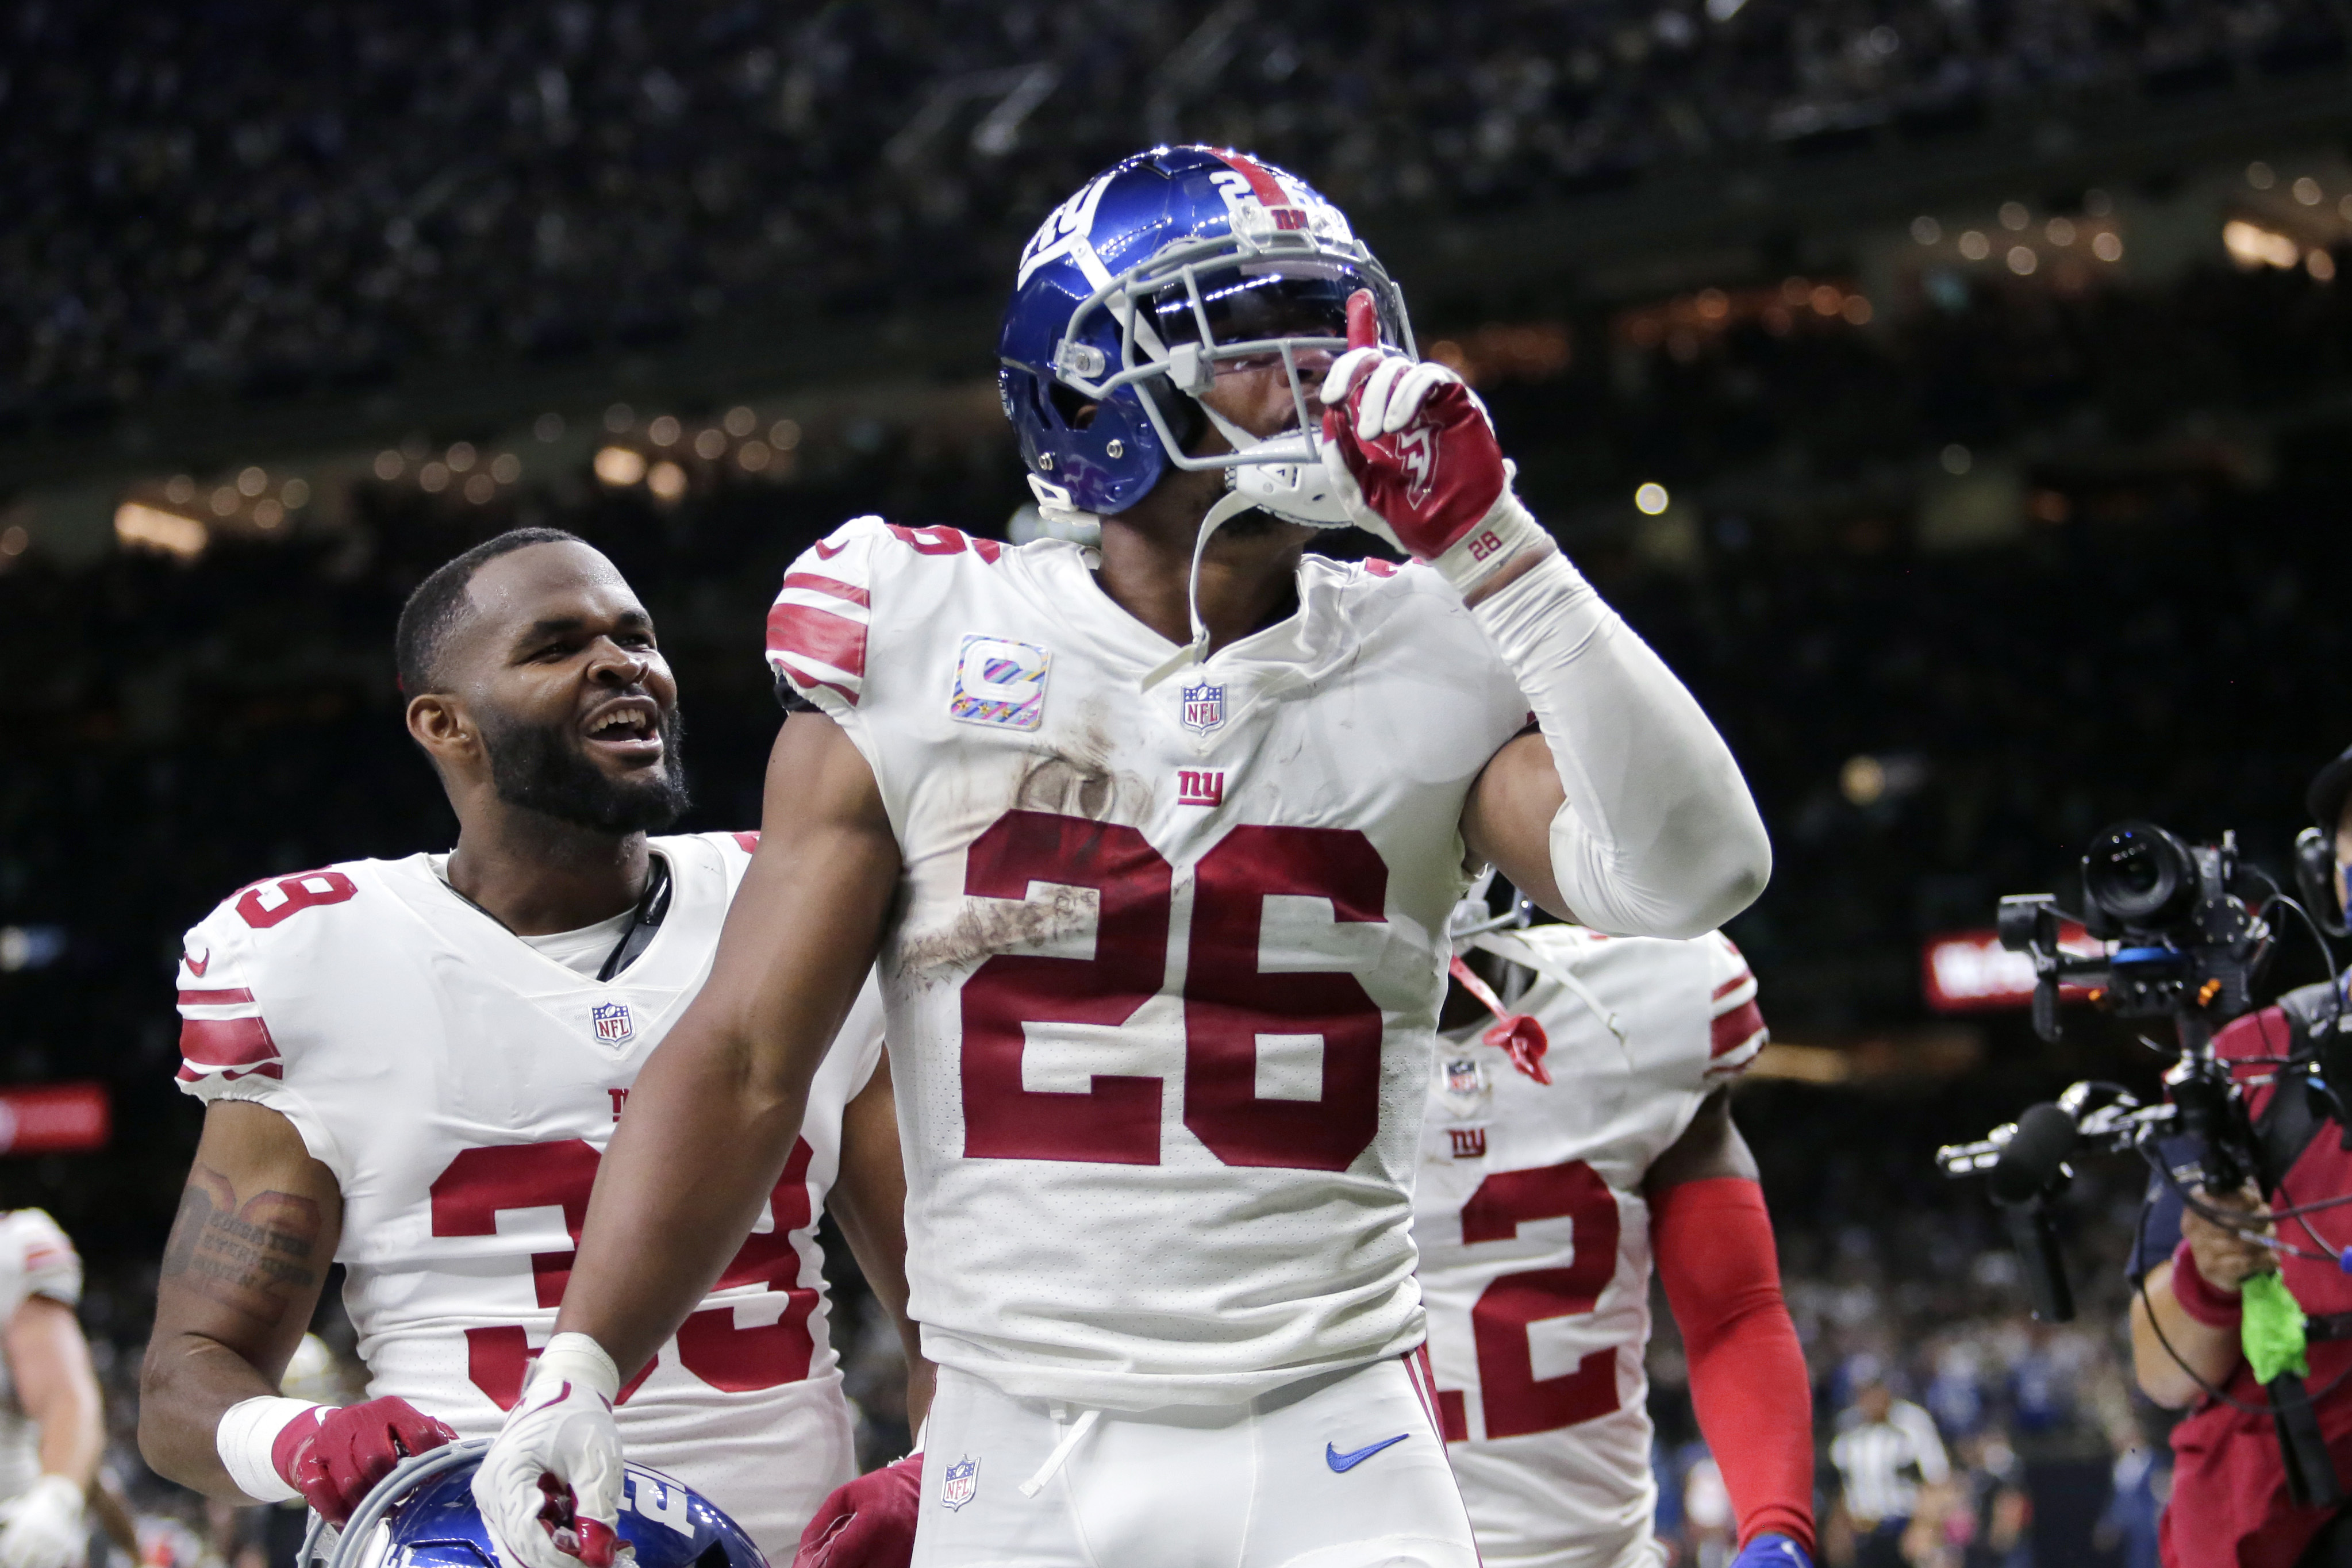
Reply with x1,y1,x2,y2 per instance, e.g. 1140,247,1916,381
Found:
159,1163,322,1324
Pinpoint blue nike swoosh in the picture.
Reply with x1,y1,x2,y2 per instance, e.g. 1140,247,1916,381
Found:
1325,1434,1411,1472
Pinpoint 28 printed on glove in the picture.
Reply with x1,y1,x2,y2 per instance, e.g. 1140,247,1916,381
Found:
791,1454,921,1568
216,1394,457,1525
1318,291,1554,597
0,1475,86,1568
471,1334,627,1568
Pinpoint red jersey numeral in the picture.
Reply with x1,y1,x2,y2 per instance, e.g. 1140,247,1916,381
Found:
957,812,1388,1172
426,1137,820,1408
236,871,359,929
1448,1159,1624,1439
1183,826,1386,1171
960,813,1170,1164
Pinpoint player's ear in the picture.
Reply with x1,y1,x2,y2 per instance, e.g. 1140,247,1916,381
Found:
404,692,478,768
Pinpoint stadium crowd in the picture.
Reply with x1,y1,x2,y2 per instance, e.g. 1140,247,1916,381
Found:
4,0,2344,423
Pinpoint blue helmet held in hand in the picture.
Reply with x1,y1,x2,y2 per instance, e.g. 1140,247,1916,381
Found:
313,1442,764,1568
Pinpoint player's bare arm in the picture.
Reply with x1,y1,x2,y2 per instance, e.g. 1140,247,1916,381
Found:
10,1298,102,1496
1644,1090,1761,1191
554,713,901,1377
140,1100,341,1496
826,1052,933,1431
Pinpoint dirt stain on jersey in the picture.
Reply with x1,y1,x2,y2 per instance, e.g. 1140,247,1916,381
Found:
894,881,1098,981
1010,717,1153,823
894,717,1151,981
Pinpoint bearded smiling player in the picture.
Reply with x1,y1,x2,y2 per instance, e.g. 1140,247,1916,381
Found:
476,147,1773,1568
139,529,925,1562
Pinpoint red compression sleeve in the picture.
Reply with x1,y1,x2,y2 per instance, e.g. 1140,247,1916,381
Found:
1653,1175,1815,1555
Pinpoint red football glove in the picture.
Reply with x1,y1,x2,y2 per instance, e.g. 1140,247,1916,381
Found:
792,1455,922,1568
1319,291,1512,560
271,1397,458,1526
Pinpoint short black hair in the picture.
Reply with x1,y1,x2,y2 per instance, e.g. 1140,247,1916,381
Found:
394,528,586,694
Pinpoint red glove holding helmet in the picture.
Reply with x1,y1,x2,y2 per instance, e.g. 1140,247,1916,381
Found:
791,1455,923,1568
269,1398,458,1525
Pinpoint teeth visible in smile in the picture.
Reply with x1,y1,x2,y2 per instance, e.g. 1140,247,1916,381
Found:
590,705,653,736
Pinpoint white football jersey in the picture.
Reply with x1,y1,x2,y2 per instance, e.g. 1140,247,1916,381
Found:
1414,925,1765,1568
173,833,881,1558
0,1210,82,1502
766,518,1531,1409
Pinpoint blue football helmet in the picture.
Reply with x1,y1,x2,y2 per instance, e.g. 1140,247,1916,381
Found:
998,145,1415,528
309,1442,765,1568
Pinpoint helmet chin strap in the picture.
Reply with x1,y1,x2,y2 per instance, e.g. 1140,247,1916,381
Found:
1140,483,1256,689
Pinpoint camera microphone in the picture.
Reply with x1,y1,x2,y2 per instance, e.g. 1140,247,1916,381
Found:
1988,1102,2078,1322
1989,1102,2078,1205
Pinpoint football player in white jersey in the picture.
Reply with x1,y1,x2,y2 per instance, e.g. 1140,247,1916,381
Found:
1419,888,1813,1568
139,530,926,1562
476,147,1773,1568
0,1211,105,1568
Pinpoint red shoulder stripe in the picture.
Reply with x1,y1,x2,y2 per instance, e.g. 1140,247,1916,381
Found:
178,988,256,1007
766,602,868,682
781,572,871,608
179,1015,280,1070
1712,970,1753,1002
1711,999,1765,1059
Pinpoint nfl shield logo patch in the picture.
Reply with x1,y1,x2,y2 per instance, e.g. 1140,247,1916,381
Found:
1180,681,1225,735
939,1455,979,1512
1446,1058,1483,1097
591,1001,634,1045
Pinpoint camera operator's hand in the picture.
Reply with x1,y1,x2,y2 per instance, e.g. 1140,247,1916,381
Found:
2182,1182,2274,1292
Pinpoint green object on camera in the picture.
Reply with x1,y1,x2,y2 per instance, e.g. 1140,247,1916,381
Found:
2243,1270,2309,1383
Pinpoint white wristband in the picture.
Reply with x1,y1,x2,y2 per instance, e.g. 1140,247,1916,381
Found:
529,1332,622,1402
1431,490,1557,599
217,1396,320,1504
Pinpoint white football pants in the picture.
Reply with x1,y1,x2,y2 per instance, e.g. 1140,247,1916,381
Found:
909,1351,1479,1568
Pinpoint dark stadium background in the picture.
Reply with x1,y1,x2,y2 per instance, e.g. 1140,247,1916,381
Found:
7,3,2352,1562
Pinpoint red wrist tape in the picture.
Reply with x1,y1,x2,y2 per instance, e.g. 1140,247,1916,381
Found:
1652,1176,1815,1555
2169,1239,2245,1328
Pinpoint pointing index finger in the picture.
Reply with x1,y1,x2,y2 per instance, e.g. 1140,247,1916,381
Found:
1345,289,1378,352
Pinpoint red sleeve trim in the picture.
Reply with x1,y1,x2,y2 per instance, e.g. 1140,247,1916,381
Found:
781,572,871,608
766,602,869,683
1653,1176,1815,1555
179,987,256,1006
1711,999,1765,1059
179,1015,281,1073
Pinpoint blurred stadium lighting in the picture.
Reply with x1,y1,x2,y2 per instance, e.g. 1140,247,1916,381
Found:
593,446,646,486
446,442,476,473
1840,755,1887,806
1634,482,1670,515
1999,202,2030,231
1940,444,1972,475
693,427,727,460
647,460,687,501
236,466,268,496
604,403,634,433
2312,250,2338,282
374,451,404,481
0,526,27,558
2296,176,2324,205
770,420,802,450
1911,216,1940,244
2224,217,2302,270
648,414,682,446
2007,247,2038,276
724,407,757,438
114,502,206,559
2248,160,2277,189
2091,231,2124,262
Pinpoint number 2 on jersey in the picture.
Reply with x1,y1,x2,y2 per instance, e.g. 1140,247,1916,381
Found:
428,1137,819,1408
959,809,1388,1172
1443,1159,1623,1439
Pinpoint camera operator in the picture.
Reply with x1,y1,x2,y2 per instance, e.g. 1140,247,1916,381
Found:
2122,747,2352,1568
